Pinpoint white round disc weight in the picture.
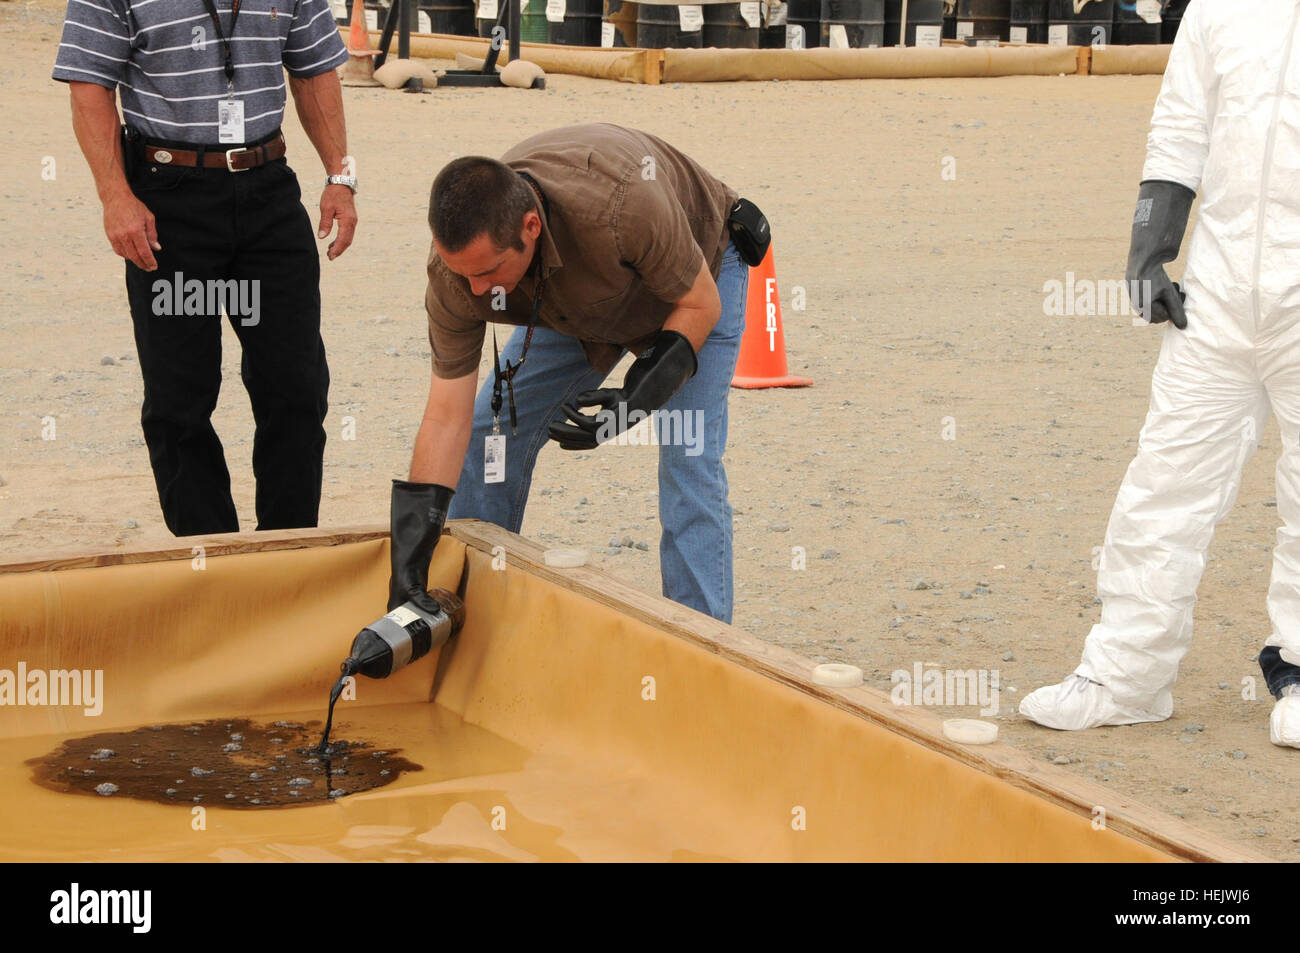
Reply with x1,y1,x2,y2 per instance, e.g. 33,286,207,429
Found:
942,719,998,745
811,663,864,687
542,547,588,568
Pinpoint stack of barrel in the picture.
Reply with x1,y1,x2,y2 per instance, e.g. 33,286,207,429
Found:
1033,0,1185,47
384,0,1192,47
635,0,955,49
948,1,1185,47
472,0,603,43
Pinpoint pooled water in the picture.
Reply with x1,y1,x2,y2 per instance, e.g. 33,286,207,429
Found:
30,718,419,809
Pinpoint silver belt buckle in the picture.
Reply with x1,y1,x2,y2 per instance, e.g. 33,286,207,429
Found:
225,148,249,173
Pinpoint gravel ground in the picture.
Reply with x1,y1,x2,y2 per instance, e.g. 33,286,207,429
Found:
1,0,1293,858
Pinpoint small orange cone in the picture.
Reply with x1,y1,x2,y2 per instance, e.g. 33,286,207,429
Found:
340,0,382,87
731,244,813,389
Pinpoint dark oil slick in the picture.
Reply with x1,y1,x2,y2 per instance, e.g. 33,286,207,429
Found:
29,718,420,809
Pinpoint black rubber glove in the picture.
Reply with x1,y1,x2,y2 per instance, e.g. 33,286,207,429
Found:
548,329,698,451
1126,179,1196,330
387,479,454,614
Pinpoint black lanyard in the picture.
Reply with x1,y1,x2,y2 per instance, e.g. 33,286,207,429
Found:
490,171,550,436
491,267,545,436
200,0,243,90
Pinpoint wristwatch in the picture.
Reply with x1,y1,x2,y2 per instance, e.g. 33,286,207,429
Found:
326,173,358,194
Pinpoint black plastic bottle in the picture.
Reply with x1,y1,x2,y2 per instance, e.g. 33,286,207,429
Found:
316,588,466,754
346,588,466,679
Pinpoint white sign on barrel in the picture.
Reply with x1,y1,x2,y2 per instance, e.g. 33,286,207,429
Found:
915,24,941,47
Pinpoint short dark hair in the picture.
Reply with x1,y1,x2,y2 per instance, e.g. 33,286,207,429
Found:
428,157,536,254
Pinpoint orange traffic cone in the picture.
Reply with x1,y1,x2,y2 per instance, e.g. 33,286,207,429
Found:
340,0,382,87
731,244,813,389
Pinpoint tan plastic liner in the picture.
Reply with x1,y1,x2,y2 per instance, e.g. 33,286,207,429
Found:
0,524,1265,861
1090,43,1171,76
662,43,1080,82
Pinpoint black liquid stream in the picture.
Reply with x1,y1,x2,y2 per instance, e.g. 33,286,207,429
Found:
316,661,358,755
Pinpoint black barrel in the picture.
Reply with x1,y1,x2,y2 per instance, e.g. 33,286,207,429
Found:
703,2,761,47
1112,0,1161,45
421,0,477,34
1008,0,1046,43
785,0,821,47
760,0,787,46
821,0,885,47
476,0,551,40
636,3,704,47
1047,0,1112,46
955,0,1009,42
602,0,635,46
1161,0,1188,44
549,0,603,43
883,0,946,46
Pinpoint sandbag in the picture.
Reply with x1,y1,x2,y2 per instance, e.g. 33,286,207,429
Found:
373,57,440,89
500,58,545,88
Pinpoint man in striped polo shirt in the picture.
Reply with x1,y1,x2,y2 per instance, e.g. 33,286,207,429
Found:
53,0,355,536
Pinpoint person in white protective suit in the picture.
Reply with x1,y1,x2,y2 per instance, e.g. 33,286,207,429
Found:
1020,0,1300,746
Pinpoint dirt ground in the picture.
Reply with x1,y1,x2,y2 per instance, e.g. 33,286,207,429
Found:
1,0,1293,860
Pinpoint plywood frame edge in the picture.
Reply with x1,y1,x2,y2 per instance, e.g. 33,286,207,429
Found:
0,520,1269,862
0,525,390,574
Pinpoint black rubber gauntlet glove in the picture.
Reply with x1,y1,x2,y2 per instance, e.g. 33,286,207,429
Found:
1127,179,1196,330
548,329,698,451
387,479,454,614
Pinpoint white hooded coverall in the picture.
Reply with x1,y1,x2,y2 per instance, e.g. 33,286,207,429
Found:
1079,0,1300,706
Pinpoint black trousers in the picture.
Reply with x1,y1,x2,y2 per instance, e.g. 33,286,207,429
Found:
124,149,329,537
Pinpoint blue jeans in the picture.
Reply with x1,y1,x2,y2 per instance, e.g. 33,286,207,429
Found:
448,240,749,623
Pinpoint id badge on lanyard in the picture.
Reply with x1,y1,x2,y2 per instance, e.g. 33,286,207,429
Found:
218,98,245,143
204,0,245,143
484,433,506,484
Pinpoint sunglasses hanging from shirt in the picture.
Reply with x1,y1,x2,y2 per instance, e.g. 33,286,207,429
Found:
484,171,550,484
200,0,246,143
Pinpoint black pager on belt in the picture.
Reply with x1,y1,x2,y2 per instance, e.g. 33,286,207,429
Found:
120,124,141,178
727,197,771,267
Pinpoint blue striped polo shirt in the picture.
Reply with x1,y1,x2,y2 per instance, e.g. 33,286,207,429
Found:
52,0,349,145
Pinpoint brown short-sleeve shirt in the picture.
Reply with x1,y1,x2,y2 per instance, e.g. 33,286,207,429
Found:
425,123,740,379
